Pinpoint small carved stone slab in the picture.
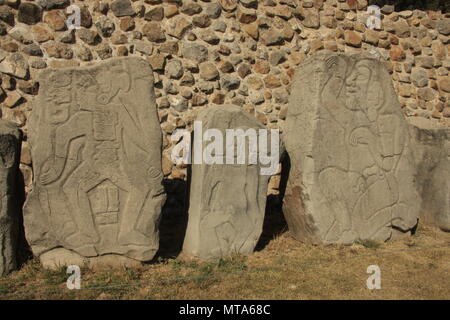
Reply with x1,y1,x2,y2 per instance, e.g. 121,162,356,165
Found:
408,117,450,232
183,105,271,259
24,57,166,265
0,119,21,277
283,52,420,244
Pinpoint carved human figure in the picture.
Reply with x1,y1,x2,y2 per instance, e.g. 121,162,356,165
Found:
283,52,420,244
183,105,271,259
24,57,166,264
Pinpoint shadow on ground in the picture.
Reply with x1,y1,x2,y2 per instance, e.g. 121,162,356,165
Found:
156,175,289,258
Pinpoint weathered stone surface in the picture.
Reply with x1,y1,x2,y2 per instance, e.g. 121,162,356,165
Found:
283,52,420,244
0,53,29,79
183,105,271,259
37,0,70,10
18,2,42,25
0,120,21,277
408,118,450,232
23,57,166,266
110,0,135,17
181,43,208,62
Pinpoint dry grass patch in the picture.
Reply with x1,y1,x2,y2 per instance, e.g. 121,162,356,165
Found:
1,225,449,300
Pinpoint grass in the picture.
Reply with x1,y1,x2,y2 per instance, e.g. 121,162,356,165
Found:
0,224,449,300
355,239,381,249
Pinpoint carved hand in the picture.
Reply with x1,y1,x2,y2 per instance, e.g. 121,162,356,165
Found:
40,158,60,185
349,127,371,146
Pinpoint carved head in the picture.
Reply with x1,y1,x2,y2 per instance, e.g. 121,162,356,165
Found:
346,59,385,121
345,60,372,111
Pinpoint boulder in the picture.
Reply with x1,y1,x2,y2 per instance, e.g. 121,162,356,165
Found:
408,118,450,232
283,52,420,244
183,105,275,259
23,57,166,268
0,120,21,277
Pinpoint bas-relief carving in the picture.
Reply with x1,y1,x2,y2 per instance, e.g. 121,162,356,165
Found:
283,52,420,244
183,105,270,259
24,57,166,263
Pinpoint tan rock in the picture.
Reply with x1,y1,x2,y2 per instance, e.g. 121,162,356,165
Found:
44,10,66,31
345,30,362,47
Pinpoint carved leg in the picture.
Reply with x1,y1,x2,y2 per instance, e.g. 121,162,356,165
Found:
63,163,101,245
117,182,153,246
318,168,355,241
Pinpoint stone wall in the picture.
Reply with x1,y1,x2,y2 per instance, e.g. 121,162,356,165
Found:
0,0,449,193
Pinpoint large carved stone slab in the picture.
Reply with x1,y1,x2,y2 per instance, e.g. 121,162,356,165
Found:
408,118,450,232
183,105,271,259
283,52,420,244
24,57,166,267
0,120,21,277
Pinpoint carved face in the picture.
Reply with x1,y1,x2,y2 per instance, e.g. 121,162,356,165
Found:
345,62,372,111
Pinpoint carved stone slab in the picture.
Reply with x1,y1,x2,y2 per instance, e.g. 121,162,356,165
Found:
0,120,21,277
183,105,271,259
24,57,166,266
408,118,450,232
283,52,420,244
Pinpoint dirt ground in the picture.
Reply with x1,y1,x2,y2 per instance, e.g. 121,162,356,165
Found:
1,202,449,300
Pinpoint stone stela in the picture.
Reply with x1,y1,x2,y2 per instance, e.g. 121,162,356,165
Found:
23,57,166,268
283,52,422,245
182,105,273,259
0,52,448,273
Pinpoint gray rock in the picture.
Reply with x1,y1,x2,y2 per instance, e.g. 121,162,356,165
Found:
283,52,420,244
95,16,115,38
22,43,43,56
220,74,240,91
0,5,14,25
18,2,42,25
212,20,227,33
77,28,100,45
437,19,450,36
110,0,135,17
169,96,188,112
408,118,450,232
37,0,70,10
57,30,75,44
269,50,285,66
205,3,222,18
133,40,153,55
0,53,29,79
0,120,21,277
23,57,166,266
199,61,219,80
166,59,184,79
9,25,34,44
183,105,271,259
180,1,202,15
181,43,209,63
411,68,428,88
240,0,258,8
30,58,47,69
261,29,283,46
